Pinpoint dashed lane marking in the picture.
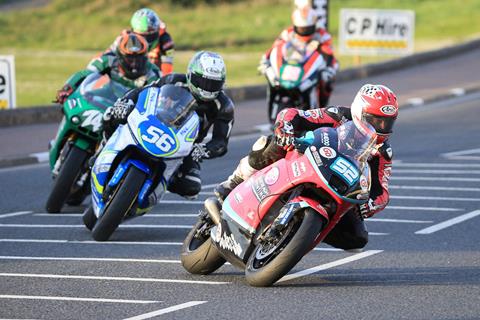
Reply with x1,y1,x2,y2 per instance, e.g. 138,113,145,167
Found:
0,295,161,304
390,185,480,192
278,250,383,283
415,209,480,234
385,206,463,212
391,195,480,202
0,256,181,264
0,211,32,218
123,301,208,320
0,273,229,285
0,239,183,245
368,218,433,223
392,176,480,182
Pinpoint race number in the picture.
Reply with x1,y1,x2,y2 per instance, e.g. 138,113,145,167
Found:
142,126,175,152
330,157,359,186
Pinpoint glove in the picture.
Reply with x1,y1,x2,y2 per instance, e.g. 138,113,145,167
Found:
190,143,211,162
359,198,377,219
257,55,270,75
55,84,74,104
321,66,336,84
274,120,295,151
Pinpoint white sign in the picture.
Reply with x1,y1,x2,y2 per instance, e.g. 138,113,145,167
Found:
339,9,415,56
0,55,16,109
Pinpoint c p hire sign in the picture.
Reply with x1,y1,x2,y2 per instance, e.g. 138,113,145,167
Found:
0,55,16,109
339,9,415,56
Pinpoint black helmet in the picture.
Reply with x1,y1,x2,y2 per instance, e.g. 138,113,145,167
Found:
116,32,149,80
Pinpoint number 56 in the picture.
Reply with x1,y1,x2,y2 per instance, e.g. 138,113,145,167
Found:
142,126,175,152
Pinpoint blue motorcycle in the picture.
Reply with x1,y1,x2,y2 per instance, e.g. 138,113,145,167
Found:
84,84,200,241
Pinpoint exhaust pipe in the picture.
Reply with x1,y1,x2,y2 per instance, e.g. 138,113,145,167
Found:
204,197,221,225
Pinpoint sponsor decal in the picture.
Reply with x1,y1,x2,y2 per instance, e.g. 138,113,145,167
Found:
247,211,255,220
327,106,339,114
380,105,397,115
312,149,323,166
321,132,330,146
360,175,368,190
291,161,301,177
320,146,337,159
264,167,280,185
234,192,243,204
300,162,307,173
300,109,322,119
310,145,317,152
252,177,270,202
386,147,393,159
214,223,243,256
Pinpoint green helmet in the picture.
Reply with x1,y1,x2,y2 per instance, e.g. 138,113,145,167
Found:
130,8,162,49
186,51,226,101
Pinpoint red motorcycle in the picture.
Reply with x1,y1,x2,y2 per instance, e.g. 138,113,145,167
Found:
181,121,376,287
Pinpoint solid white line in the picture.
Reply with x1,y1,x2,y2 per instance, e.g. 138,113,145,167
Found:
394,169,480,174
0,211,32,219
33,213,199,218
385,206,462,212
406,98,424,106
392,176,480,182
201,183,217,190
393,162,480,168
415,210,480,234
0,294,160,304
366,232,388,236
450,88,466,96
391,195,480,202
0,224,193,229
0,256,181,264
390,185,480,192
30,151,49,162
0,273,229,285
277,250,383,283
368,218,432,224
0,239,183,246
159,200,203,204
123,301,207,320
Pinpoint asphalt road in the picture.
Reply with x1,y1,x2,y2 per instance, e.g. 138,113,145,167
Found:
1,91,480,319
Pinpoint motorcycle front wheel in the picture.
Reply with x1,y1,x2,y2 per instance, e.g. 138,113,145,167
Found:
45,145,89,213
181,213,225,275
91,166,146,241
245,208,324,287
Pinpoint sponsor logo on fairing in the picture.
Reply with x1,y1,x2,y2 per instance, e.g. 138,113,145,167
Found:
291,161,301,177
234,192,243,204
247,211,255,220
300,162,307,173
320,146,336,159
380,105,397,115
252,177,270,202
321,132,330,146
311,147,323,166
214,223,242,256
264,167,279,185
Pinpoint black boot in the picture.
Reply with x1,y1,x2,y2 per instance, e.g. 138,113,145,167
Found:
214,175,244,202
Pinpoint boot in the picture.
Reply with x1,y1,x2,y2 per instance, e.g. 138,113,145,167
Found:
214,174,244,202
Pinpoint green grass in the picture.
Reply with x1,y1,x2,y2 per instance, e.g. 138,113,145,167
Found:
1,0,480,106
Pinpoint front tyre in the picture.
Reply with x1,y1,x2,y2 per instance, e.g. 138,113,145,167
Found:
91,166,146,241
245,208,324,287
181,214,225,275
46,146,89,213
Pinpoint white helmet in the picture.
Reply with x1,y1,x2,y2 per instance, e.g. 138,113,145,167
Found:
292,6,317,38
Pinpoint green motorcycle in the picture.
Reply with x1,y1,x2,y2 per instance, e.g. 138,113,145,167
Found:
46,73,130,213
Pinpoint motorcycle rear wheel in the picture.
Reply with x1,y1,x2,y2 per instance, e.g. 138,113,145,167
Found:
45,146,89,213
181,214,225,275
91,166,146,241
245,208,324,287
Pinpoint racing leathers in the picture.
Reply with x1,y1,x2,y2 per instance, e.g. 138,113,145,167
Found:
216,106,392,250
108,28,175,75
103,73,235,199
55,51,161,104
259,27,339,120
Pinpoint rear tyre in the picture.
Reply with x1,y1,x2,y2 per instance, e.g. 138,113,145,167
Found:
91,166,146,241
46,146,89,213
82,206,97,231
181,215,225,275
245,208,324,287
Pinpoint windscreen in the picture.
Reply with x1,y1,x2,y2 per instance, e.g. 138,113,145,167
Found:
283,41,307,64
336,121,377,164
154,84,196,128
80,73,130,109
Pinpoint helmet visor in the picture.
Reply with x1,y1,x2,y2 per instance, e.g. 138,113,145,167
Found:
294,25,316,37
190,72,224,93
364,113,396,134
120,54,147,79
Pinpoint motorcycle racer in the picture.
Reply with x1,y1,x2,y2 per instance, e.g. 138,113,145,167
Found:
215,84,398,251
107,8,175,75
55,33,161,104
259,5,338,111
102,51,234,206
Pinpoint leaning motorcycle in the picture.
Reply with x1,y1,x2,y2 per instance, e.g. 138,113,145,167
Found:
84,84,199,241
46,73,130,213
264,39,327,124
181,121,376,287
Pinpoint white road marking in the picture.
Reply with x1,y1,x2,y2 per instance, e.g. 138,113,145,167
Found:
0,256,181,264
33,213,199,218
415,209,480,234
450,87,466,96
368,218,432,223
200,183,217,190
406,97,424,106
159,200,204,204
393,162,480,168
0,294,160,304
30,152,49,162
366,232,388,236
0,224,193,229
390,185,480,192
391,195,480,202
123,301,207,320
277,250,383,283
0,211,32,218
0,239,183,245
385,206,462,212
0,273,229,285
442,148,480,160
392,176,480,182
394,169,480,174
